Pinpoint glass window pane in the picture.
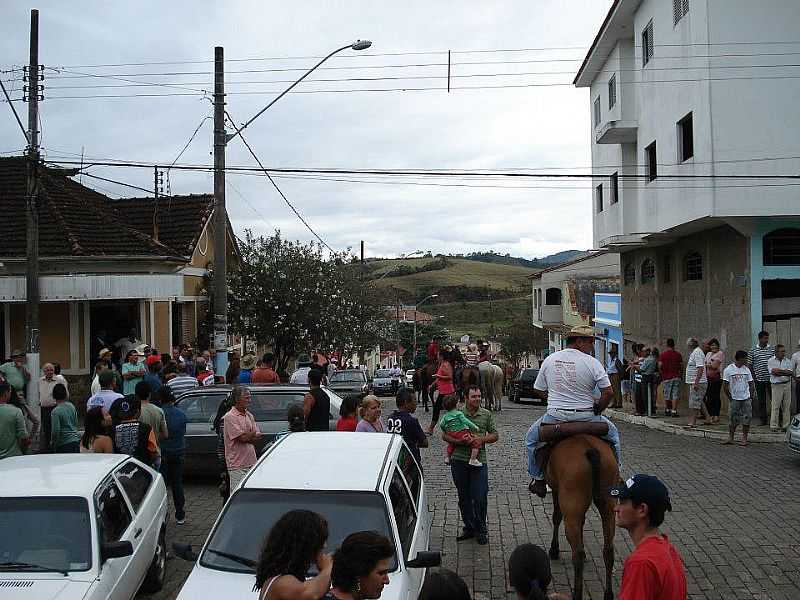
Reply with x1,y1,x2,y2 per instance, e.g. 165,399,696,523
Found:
389,469,417,559
114,460,153,512
96,482,132,543
178,393,225,423
249,393,307,421
398,446,422,504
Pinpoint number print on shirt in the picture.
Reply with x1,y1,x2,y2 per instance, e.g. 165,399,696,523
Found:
387,418,402,434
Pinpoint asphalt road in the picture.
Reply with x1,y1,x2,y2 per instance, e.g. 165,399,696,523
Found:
143,399,800,600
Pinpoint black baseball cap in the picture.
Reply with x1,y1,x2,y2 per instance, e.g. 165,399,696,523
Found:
611,474,672,512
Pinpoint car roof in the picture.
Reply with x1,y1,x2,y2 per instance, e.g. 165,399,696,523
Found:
0,454,128,498
176,383,319,397
244,432,398,492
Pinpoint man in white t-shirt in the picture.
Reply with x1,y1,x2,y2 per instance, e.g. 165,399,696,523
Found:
525,325,619,497
685,338,710,428
722,350,755,446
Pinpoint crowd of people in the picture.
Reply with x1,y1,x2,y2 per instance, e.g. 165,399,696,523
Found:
604,331,800,444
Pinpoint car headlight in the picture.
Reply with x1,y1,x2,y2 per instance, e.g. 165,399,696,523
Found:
792,417,800,428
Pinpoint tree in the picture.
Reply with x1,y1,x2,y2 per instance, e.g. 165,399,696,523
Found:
496,317,547,372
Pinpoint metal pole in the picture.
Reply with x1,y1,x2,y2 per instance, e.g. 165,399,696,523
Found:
153,166,159,242
213,46,229,380
25,8,41,413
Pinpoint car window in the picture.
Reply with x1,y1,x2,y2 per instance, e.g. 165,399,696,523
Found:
376,370,392,378
521,369,538,381
178,393,225,423
388,468,417,560
330,372,365,383
114,461,153,513
249,393,307,421
397,446,422,507
95,481,132,543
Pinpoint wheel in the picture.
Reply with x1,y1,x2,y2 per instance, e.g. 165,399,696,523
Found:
140,527,167,593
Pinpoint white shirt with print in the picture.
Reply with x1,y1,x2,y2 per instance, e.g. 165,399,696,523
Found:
722,364,753,401
534,348,610,410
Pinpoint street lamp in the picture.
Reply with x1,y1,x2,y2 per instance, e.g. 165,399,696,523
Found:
413,293,439,359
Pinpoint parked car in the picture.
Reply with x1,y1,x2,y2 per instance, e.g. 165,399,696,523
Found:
0,454,168,599
175,384,343,474
174,432,439,600
372,368,400,396
327,369,370,401
405,369,415,385
509,368,542,404
786,413,800,454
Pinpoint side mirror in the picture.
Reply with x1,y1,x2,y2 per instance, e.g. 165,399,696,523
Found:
172,542,199,562
101,541,134,561
405,551,441,569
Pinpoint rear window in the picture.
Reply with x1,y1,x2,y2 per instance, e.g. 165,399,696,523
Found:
520,369,539,381
330,372,365,383
200,490,396,573
177,393,226,423
249,393,308,421
375,370,392,378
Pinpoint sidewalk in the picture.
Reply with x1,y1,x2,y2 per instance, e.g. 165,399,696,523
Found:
606,404,786,443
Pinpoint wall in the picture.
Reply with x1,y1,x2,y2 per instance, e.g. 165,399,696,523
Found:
153,301,171,353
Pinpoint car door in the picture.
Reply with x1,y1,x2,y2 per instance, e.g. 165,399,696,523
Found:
178,391,227,458
93,478,136,600
396,445,429,564
386,464,423,596
114,460,160,590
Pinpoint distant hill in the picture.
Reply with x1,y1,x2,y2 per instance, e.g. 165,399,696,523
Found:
462,249,588,269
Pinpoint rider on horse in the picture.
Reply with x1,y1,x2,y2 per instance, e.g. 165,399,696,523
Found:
525,325,621,497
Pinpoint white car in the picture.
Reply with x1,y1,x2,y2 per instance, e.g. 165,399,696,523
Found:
786,413,800,454
175,432,439,599
0,454,168,599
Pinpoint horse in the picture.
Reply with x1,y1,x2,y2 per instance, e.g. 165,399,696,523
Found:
478,361,504,411
415,361,437,411
546,434,618,600
457,366,480,400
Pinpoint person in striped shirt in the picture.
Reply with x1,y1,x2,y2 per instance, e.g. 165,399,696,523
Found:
747,330,773,426
166,361,199,396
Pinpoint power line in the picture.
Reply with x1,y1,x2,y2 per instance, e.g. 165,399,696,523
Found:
81,172,155,194
165,114,212,193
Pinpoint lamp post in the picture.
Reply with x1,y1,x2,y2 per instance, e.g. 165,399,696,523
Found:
413,293,439,359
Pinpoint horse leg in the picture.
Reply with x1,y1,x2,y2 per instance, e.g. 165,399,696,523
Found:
596,495,616,600
549,490,562,560
564,512,586,600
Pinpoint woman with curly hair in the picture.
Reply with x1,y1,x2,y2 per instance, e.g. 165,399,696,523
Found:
323,531,395,599
254,509,332,599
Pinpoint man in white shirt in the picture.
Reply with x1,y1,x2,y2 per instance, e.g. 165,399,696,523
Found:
767,344,794,431
525,326,619,497
722,350,755,446
685,338,710,428
38,362,69,452
289,366,311,385
86,370,124,422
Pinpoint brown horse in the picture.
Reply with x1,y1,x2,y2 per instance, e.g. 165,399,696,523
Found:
547,435,618,600
415,361,437,411
457,366,480,399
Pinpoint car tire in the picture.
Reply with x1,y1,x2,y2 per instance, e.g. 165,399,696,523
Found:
140,527,167,593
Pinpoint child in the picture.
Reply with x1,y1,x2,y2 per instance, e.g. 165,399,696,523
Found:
438,394,482,467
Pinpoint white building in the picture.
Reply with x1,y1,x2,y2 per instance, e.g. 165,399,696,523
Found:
574,0,800,355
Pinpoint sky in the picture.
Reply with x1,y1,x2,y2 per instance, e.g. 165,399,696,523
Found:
0,1,611,259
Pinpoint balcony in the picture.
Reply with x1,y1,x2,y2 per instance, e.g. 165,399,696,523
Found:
595,120,638,144
540,304,562,324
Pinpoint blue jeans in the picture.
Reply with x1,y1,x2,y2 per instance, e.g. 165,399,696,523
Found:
450,460,489,536
160,452,186,520
525,409,621,480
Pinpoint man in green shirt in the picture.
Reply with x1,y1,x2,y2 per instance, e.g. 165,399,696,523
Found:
50,383,80,453
136,381,168,469
0,382,29,459
121,350,145,396
442,384,498,545
0,350,31,398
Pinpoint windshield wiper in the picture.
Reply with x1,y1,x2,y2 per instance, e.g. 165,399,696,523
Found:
204,548,257,569
0,561,69,576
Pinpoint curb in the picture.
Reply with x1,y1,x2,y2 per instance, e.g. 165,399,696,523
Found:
605,409,786,443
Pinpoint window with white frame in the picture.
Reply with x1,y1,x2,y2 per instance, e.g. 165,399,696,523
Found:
673,0,689,25
608,75,617,108
593,97,601,127
642,20,654,66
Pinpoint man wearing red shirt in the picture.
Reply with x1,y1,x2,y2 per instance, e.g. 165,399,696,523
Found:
251,353,281,384
658,339,683,417
612,474,687,600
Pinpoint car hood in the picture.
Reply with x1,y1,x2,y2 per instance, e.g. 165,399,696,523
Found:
0,577,93,600
178,564,407,600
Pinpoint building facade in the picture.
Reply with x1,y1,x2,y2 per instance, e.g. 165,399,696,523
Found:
575,0,800,355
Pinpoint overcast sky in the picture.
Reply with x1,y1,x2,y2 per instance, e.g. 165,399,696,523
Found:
1,1,610,259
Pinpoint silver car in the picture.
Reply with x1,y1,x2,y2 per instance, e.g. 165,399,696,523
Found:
175,384,343,474
786,413,800,454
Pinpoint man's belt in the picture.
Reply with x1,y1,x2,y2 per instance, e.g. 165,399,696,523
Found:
540,421,609,443
551,407,594,412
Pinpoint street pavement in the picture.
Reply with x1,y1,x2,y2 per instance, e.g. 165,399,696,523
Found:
143,400,800,600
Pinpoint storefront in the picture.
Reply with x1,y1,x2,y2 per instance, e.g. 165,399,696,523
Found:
593,292,623,366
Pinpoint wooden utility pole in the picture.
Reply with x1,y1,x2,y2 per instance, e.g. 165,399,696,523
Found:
25,8,41,408
212,46,229,380
153,166,160,242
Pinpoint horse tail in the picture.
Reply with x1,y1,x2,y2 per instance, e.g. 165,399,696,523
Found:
586,447,601,501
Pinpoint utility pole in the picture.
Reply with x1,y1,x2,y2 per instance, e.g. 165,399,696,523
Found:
212,46,229,380
24,8,41,410
153,166,162,242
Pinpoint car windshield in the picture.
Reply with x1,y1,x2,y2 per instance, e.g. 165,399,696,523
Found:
200,490,396,574
520,370,539,381
249,392,308,421
330,372,365,383
375,370,392,378
0,497,92,573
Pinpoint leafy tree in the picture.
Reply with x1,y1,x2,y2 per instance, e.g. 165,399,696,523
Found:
495,317,547,373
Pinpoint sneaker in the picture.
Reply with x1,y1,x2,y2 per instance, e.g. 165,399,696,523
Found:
456,530,475,542
468,458,483,467
476,533,488,545
176,517,186,525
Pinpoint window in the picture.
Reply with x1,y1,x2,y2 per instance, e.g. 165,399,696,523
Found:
623,263,635,285
663,255,672,283
250,392,307,421
640,259,655,284
114,461,153,512
673,0,689,25
397,446,422,506
545,288,562,305
764,228,800,265
684,252,703,281
596,183,604,213
593,97,601,127
177,393,225,424
610,172,619,205
642,20,654,66
646,141,658,181
389,469,417,559
677,112,694,162
608,75,617,108
96,482,132,543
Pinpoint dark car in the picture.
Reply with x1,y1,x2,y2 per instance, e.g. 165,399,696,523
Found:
175,384,343,474
509,368,542,404
327,369,370,401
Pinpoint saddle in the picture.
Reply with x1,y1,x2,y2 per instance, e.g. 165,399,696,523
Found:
535,421,610,474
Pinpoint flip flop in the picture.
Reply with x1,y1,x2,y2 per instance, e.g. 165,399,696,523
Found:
721,439,733,445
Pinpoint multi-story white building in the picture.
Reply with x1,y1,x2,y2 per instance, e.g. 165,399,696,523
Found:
574,0,800,355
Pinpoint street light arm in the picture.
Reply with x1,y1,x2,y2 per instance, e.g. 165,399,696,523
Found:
227,43,354,143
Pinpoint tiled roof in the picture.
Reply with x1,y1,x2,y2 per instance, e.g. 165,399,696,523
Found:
0,156,212,259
